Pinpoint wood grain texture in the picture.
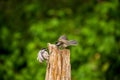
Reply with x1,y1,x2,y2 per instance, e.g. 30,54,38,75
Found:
45,43,71,80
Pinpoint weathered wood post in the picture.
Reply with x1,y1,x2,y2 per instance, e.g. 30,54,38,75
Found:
45,43,71,80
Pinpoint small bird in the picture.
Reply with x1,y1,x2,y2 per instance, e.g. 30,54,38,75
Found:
37,48,49,63
56,35,78,48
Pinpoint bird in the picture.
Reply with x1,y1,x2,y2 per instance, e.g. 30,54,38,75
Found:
37,48,49,63
56,35,78,48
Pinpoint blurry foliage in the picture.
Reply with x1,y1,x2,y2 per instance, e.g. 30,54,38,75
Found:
0,0,120,80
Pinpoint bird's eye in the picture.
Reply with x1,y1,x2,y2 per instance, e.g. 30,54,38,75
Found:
55,41,58,44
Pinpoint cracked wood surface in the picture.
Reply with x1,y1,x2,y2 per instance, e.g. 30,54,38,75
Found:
45,43,71,80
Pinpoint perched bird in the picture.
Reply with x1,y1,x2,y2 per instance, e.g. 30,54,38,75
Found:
56,35,78,48
37,48,49,63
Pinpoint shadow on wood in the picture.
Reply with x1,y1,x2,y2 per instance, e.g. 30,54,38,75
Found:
45,43,71,80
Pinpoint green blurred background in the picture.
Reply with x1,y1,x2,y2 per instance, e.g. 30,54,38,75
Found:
0,0,120,80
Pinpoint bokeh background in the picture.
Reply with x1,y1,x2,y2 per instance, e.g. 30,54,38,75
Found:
0,0,120,80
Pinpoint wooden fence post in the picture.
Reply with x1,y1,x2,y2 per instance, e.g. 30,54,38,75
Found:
45,43,71,80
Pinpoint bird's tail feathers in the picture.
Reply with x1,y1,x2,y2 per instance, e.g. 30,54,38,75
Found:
68,40,78,46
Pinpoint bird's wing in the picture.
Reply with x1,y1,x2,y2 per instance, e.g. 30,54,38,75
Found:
37,51,44,63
